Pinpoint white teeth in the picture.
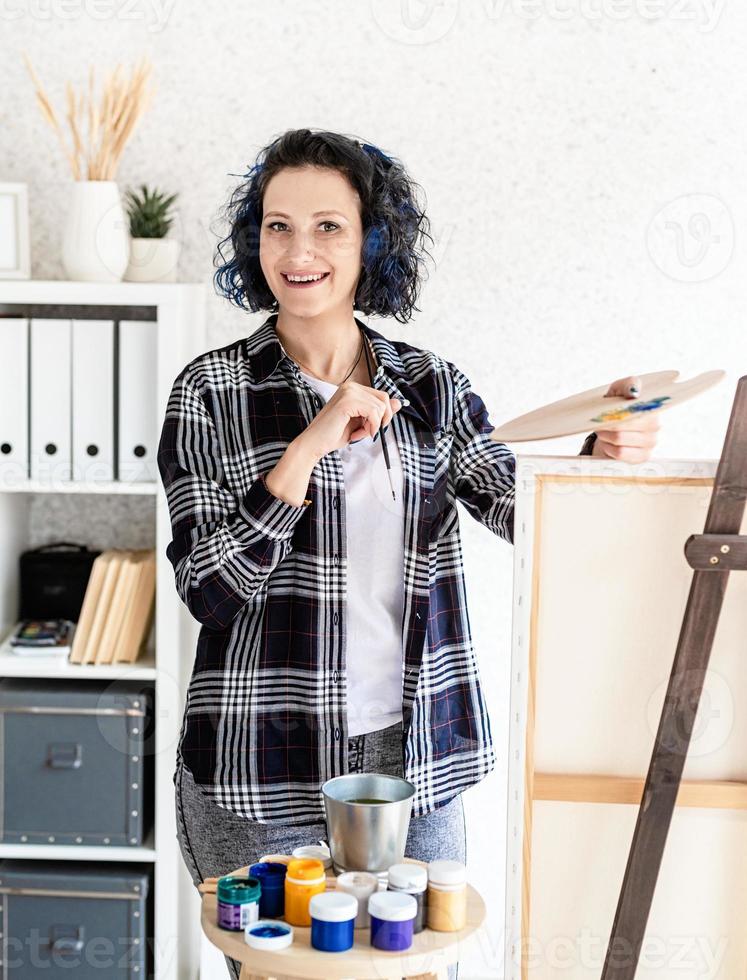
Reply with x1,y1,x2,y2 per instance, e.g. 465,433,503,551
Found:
285,273,326,282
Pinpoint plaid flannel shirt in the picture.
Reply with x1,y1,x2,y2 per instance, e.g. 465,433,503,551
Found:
158,312,595,824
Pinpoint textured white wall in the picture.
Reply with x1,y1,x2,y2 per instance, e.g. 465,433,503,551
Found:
4,1,746,975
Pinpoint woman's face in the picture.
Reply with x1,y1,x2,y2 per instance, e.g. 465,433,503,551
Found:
259,165,364,318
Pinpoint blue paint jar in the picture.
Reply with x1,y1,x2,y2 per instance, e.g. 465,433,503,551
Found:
249,862,287,918
309,891,358,952
368,891,417,951
244,919,293,951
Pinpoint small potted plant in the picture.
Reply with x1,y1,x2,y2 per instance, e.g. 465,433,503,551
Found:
123,183,180,282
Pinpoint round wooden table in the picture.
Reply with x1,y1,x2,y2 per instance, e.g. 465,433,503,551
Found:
200,857,487,980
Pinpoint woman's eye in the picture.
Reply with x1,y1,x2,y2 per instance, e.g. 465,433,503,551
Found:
266,221,339,233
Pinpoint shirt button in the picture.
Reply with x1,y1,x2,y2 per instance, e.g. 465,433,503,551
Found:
333,612,339,625
333,554,339,565
333,670,339,683
333,496,339,509
334,728,340,740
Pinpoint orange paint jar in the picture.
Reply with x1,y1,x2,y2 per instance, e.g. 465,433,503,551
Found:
283,858,326,926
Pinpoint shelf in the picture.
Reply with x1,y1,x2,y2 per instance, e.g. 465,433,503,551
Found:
0,479,157,495
0,279,204,306
0,829,156,862
0,280,207,979
0,649,157,680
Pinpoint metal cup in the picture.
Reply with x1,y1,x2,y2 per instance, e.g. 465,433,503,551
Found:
321,772,416,874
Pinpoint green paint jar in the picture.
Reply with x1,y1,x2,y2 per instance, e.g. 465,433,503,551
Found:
217,875,261,931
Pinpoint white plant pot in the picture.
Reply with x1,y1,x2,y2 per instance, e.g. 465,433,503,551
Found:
124,237,180,282
61,180,130,282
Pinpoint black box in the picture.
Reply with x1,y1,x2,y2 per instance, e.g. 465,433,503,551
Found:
19,543,101,621
0,860,151,977
0,679,153,846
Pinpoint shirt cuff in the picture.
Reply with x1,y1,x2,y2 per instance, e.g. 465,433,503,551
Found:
579,432,598,456
238,472,312,542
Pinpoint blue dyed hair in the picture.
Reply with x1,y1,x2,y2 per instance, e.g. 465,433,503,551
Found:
213,128,434,324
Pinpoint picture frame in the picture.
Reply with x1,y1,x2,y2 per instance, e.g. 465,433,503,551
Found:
0,182,31,279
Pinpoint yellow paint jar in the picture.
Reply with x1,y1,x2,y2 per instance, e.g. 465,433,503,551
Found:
283,858,326,926
427,859,467,932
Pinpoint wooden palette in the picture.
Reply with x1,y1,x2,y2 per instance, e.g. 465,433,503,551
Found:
490,369,725,443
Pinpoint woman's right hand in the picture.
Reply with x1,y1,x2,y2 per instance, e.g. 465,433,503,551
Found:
296,381,403,461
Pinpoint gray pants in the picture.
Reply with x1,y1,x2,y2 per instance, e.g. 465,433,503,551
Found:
174,719,466,979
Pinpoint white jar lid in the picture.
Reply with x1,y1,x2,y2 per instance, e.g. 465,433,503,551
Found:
427,859,467,887
244,919,293,950
309,891,358,923
292,844,332,869
388,863,427,892
336,871,379,899
368,890,418,922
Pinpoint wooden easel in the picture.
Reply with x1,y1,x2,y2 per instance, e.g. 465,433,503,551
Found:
600,375,747,980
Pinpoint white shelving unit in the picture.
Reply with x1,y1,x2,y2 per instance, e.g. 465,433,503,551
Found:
0,280,206,980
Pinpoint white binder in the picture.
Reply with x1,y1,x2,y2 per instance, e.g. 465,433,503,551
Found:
118,320,157,483
30,318,71,482
72,319,115,481
0,318,29,486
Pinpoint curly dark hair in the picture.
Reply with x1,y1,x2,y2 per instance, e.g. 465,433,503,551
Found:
212,128,435,324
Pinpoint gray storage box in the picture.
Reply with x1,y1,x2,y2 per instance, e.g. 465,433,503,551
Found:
0,679,153,846
0,860,150,977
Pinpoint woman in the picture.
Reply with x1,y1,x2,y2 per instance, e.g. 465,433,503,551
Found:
157,129,659,979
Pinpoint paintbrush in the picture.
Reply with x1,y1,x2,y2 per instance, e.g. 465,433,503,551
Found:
361,331,396,502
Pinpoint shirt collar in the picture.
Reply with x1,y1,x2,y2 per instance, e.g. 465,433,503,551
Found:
244,312,438,434
245,312,408,384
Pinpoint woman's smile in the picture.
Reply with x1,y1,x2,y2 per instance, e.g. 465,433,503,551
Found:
281,271,331,288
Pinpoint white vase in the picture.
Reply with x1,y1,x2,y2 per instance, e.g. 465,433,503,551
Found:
61,180,130,282
124,237,180,282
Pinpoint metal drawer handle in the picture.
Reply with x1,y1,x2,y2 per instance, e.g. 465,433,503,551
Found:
49,926,85,956
46,742,83,769
51,937,84,955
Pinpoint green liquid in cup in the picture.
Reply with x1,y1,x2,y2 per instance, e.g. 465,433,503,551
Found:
346,797,390,804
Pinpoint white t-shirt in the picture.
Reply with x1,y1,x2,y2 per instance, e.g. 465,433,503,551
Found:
298,368,405,737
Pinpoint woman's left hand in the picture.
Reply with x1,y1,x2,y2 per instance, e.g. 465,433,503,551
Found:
589,374,661,462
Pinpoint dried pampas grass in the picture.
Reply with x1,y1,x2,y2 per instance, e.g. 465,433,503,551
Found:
22,52,155,181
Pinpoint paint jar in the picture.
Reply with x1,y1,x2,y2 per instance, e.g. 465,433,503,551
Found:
258,853,292,866
216,875,261,931
292,843,333,870
336,871,379,929
309,891,358,952
388,862,428,933
283,858,326,926
244,919,293,950
427,859,467,932
368,891,418,951
249,862,287,918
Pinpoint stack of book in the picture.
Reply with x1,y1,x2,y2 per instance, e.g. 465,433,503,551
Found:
69,548,156,665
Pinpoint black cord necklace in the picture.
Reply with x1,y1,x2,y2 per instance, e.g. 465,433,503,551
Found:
292,335,364,385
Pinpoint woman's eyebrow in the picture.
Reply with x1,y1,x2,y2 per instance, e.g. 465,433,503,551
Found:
264,210,347,219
